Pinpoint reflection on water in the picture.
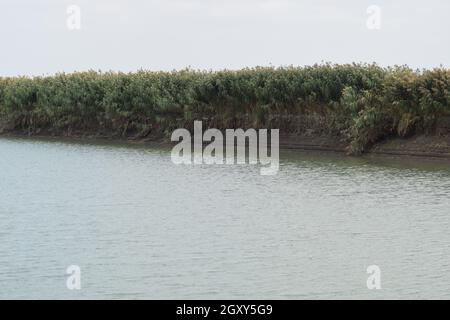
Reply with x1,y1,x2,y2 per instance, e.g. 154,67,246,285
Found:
1,136,450,299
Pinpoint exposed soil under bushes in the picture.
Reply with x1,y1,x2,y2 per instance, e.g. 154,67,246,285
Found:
370,135,450,159
2,124,450,160
280,133,450,159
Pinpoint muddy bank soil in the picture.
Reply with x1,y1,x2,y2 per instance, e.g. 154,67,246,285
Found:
2,126,450,160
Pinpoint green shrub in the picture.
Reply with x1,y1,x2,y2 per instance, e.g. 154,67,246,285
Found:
0,64,449,153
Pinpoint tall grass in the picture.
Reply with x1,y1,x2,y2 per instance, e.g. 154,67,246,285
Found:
0,64,449,154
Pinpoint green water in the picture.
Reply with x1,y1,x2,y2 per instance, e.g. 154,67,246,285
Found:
1,137,450,299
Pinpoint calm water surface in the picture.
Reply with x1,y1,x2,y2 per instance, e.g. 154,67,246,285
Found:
1,137,450,299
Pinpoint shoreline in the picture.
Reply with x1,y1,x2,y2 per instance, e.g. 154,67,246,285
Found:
2,131,450,161
1,65,449,157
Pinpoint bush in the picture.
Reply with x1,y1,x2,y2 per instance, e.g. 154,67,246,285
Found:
0,64,449,153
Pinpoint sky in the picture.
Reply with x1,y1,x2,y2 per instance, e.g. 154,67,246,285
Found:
0,0,449,76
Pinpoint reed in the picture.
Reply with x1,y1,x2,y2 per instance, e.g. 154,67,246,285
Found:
1,64,449,154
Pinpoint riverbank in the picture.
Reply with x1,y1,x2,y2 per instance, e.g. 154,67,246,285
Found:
1,65,449,156
281,133,450,159
2,129,450,160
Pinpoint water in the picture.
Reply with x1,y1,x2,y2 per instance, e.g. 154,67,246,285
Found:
1,136,450,299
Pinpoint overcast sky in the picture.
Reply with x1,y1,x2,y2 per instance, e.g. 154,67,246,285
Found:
0,0,449,76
